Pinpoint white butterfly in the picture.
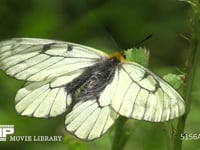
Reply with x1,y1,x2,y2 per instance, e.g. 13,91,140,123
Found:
0,38,185,140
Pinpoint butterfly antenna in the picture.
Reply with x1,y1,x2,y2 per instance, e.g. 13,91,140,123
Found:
133,34,152,47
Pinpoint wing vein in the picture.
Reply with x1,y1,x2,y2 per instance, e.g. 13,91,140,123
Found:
48,87,62,117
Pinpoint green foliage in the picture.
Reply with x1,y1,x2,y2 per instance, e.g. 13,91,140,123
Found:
124,47,149,67
0,0,200,150
63,136,88,150
163,73,185,91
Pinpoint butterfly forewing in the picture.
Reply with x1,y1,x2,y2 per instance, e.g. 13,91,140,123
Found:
111,62,185,122
0,38,108,81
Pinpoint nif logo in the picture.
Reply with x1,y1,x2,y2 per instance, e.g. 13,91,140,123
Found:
0,125,14,141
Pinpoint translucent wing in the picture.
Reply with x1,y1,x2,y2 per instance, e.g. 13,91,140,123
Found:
15,72,83,118
111,62,185,122
65,101,118,140
0,38,108,81
0,38,108,118
0,37,185,140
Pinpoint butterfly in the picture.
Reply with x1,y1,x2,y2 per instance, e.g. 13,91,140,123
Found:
0,38,185,140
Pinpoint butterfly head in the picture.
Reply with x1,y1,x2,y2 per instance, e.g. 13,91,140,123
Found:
109,52,126,63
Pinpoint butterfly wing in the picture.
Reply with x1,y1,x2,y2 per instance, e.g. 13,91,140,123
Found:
65,71,119,140
111,62,185,122
0,38,108,81
0,37,185,139
65,101,118,140
0,38,108,118
14,71,87,118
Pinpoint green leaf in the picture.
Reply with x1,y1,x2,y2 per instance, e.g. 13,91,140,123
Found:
163,73,185,90
124,47,149,67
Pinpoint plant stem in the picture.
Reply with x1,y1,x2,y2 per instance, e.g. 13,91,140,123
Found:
111,117,137,150
111,117,129,150
172,1,200,149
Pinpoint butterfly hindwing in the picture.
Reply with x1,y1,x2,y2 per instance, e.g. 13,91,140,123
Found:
65,70,119,140
15,72,84,118
65,100,118,140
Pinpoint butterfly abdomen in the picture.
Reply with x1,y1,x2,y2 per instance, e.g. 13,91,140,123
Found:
65,58,119,102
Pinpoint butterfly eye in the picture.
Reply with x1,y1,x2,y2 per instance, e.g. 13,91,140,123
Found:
121,52,126,59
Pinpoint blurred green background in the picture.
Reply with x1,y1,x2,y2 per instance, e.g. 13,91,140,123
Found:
0,0,200,150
